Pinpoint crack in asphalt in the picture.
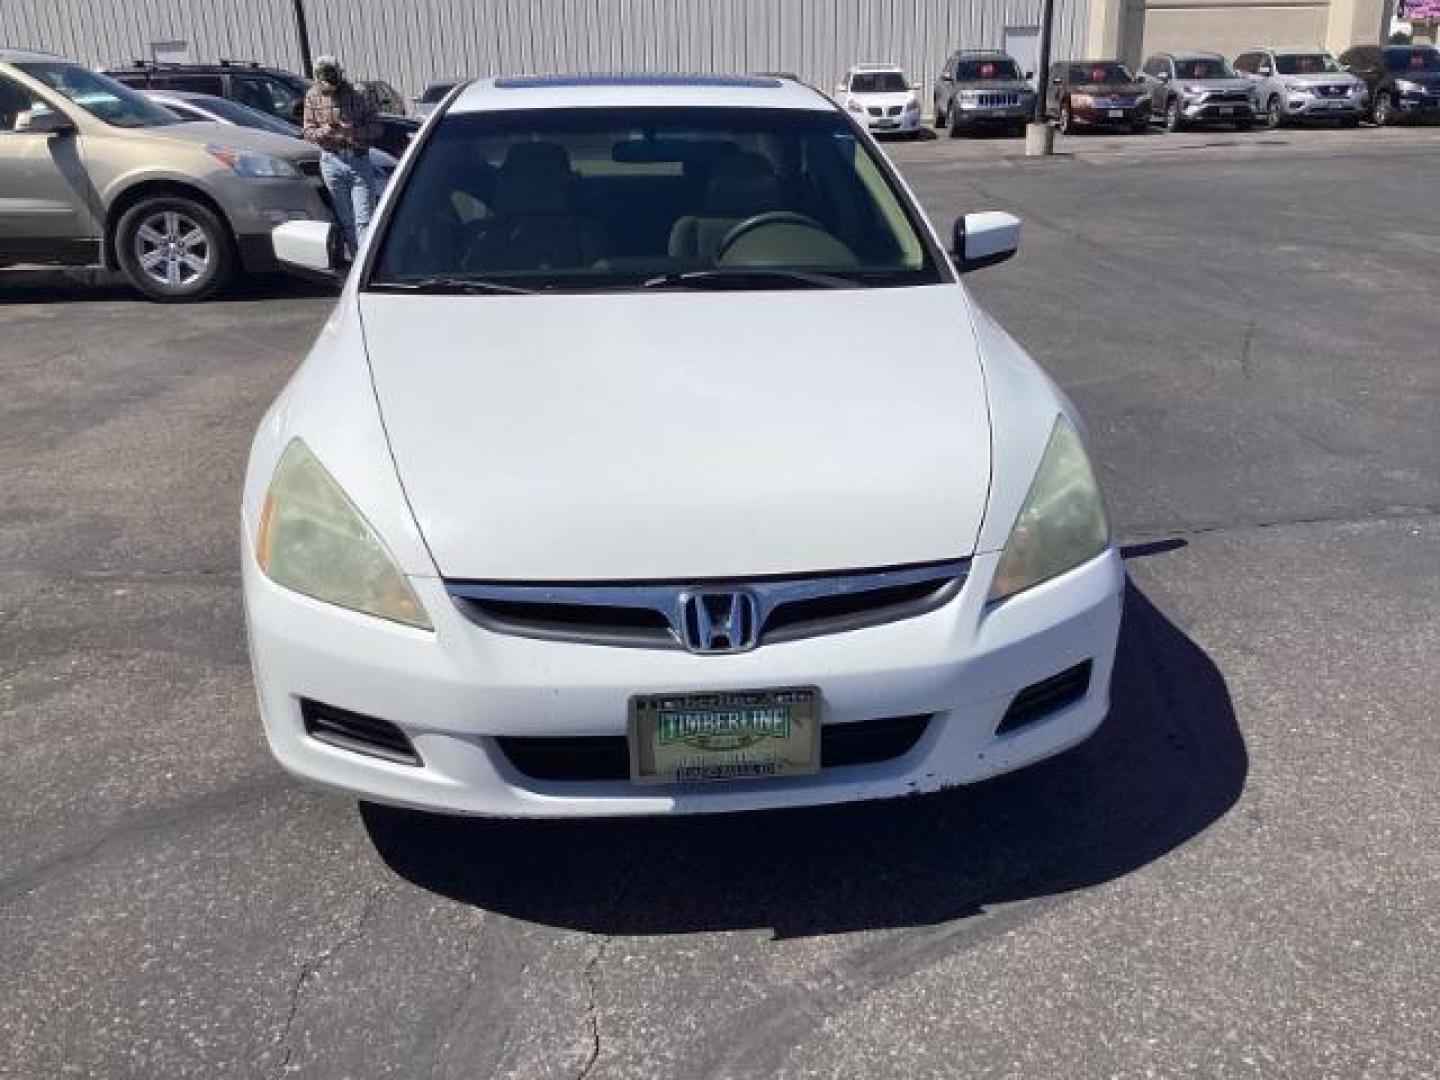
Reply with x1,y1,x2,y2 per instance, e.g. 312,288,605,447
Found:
271,882,392,1079
0,773,290,907
1122,505,1440,543
573,935,609,1080
425,909,492,1080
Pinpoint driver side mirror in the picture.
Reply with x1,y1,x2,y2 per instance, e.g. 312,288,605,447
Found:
1256,66,1272,77
1158,71,1172,83
15,106,75,136
272,219,342,276
951,212,1021,273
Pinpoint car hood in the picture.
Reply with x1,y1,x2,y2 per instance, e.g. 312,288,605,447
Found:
1177,77,1253,92
1278,72,1362,87
1071,82,1147,96
954,79,1032,92
358,285,993,581
1393,71,1440,87
848,91,915,106
148,121,317,162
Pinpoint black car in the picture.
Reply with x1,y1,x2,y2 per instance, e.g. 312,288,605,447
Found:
1046,60,1150,134
1337,44,1440,126
105,60,310,124
105,60,420,157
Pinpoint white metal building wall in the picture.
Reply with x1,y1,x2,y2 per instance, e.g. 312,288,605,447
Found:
5,0,1090,99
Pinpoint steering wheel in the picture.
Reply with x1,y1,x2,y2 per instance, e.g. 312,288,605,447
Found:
717,211,827,260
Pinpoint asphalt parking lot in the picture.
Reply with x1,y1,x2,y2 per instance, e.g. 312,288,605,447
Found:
3,125,1438,1078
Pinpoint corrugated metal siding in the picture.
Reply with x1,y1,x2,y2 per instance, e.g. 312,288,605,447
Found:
6,0,1090,100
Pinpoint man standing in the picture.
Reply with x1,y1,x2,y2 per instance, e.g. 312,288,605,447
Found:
302,55,380,256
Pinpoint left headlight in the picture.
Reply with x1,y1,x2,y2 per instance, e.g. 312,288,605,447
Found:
988,416,1110,603
256,439,432,629
207,145,301,179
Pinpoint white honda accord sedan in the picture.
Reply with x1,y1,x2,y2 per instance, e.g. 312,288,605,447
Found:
247,73,1124,817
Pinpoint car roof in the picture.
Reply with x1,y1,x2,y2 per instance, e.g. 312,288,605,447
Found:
951,50,1011,58
849,63,903,72
450,74,834,114
1171,52,1225,61
1056,59,1128,67
103,60,300,77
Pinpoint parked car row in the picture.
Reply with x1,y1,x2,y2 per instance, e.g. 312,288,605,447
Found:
862,42,1440,138
105,60,421,158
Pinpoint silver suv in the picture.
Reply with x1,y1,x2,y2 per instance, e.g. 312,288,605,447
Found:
932,50,1035,137
1138,52,1257,132
0,50,329,300
1233,46,1366,127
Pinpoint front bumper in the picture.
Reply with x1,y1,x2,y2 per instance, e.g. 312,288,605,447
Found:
1181,99,1255,122
216,175,332,271
1396,92,1440,117
1071,102,1149,126
954,102,1033,123
245,545,1125,818
1284,95,1365,118
864,112,922,133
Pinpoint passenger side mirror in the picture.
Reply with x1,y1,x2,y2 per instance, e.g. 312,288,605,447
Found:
14,106,75,136
272,219,341,275
1257,65,1272,76
940,73,954,83
1158,71,1172,82
951,212,1021,273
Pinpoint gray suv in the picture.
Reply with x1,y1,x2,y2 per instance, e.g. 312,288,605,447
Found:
0,50,330,300
932,50,1035,137
1233,46,1366,127
1139,52,1257,132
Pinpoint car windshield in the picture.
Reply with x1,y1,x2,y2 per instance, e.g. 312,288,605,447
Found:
420,82,457,103
850,72,908,93
368,106,942,292
1174,58,1231,79
15,62,178,128
955,59,1021,81
1275,53,1342,75
1070,63,1132,84
186,94,302,135
1385,48,1440,73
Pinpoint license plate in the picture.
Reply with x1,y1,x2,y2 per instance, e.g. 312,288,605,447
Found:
1327,101,1346,109
875,119,898,128
628,687,820,785
1219,106,1234,115
1108,109,1124,118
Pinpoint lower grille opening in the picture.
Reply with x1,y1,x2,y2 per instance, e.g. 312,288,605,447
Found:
497,714,933,783
996,661,1092,736
301,699,421,766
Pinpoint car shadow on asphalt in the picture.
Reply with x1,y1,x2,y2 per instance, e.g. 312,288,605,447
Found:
0,269,336,304
360,579,1247,939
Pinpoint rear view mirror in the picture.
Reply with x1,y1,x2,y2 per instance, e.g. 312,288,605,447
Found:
272,220,341,275
951,211,1021,273
15,106,74,136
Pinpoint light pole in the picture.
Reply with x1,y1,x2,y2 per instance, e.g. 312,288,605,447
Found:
292,0,313,76
1025,0,1057,155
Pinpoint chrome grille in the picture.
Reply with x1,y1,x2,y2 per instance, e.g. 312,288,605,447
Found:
886,104,902,116
447,560,969,652
1315,84,1349,98
867,105,882,116
1207,91,1250,104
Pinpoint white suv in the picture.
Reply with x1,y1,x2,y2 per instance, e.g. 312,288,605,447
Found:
834,63,923,136
248,74,1123,817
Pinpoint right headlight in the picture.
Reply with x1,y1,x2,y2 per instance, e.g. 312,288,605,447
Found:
988,416,1110,603
256,439,432,629
207,145,301,179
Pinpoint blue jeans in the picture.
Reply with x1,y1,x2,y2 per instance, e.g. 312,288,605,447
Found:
319,149,379,254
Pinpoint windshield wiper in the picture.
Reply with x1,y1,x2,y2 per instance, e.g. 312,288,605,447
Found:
641,268,856,291
370,277,535,295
